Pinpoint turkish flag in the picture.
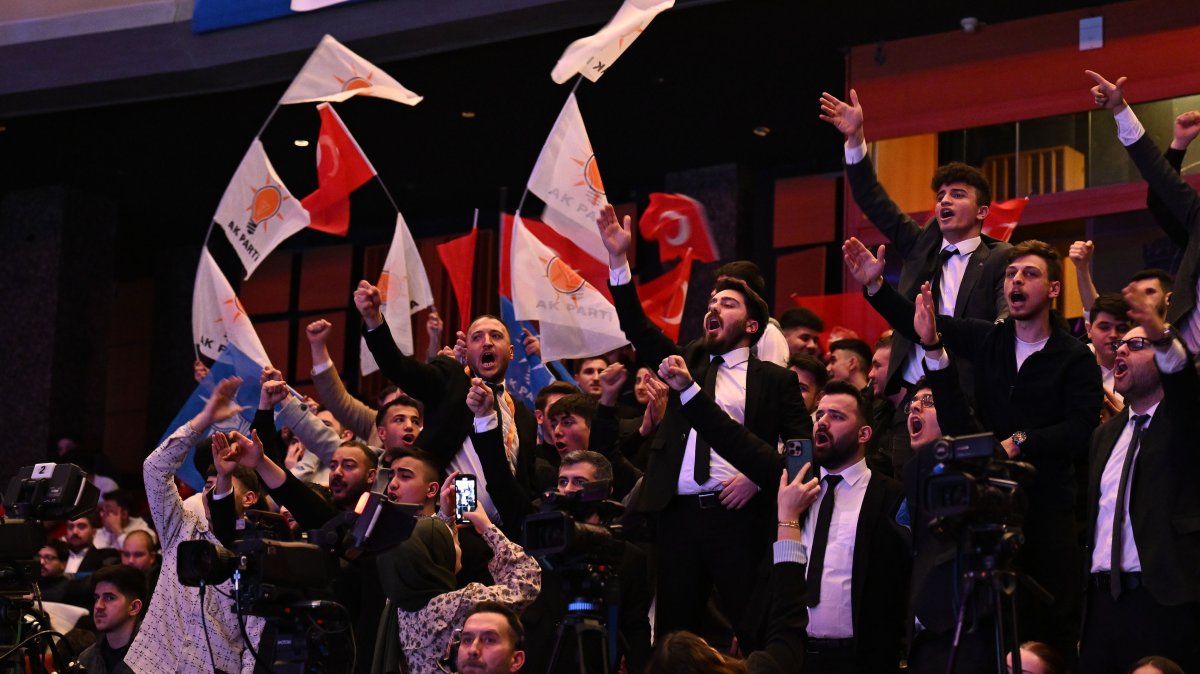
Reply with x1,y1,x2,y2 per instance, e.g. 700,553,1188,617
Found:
637,250,693,342
436,228,479,333
982,197,1030,242
789,292,892,354
639,192,718,263
301,103,377,236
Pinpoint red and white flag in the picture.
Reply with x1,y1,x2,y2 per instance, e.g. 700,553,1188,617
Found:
280,35,422,106
551,0,675,84
637,250,693,342
639,192,717,263
436,228,479,333
301,103,377,236
213,139,311,279
527,93,610,264
360,213,435,374
193,248,270,366
511,215,627,361
982,197,1030,242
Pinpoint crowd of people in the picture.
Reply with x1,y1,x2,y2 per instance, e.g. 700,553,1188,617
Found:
8,71,1200,674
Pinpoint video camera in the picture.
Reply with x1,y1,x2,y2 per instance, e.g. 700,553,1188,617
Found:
523,481,624,563
2,463,99,596
921,433,1033,526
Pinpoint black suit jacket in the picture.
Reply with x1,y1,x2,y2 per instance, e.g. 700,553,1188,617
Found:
845,155,1011,394
608,281,811,512
1084,350,1200,606
1125,134,1200,327
362,319,538,494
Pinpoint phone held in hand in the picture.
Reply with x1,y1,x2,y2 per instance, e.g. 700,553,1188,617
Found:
454,474,477,524
784,439,814,483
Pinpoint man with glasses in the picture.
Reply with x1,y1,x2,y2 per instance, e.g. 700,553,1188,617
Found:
1079,283,1200,674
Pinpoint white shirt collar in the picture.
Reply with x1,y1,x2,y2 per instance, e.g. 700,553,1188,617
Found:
1127,400,1161,422
713,346,751,368
821,457,869,486
941,235,982,255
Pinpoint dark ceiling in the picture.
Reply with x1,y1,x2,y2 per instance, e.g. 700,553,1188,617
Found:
0,0,1105,271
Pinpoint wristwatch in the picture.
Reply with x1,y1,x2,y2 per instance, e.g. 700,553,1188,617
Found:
921,332,944,351
1150,323,1176,347
1011,430,1028,450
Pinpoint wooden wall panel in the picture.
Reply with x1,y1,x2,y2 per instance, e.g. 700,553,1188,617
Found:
773,175,838,248
774,247,827,310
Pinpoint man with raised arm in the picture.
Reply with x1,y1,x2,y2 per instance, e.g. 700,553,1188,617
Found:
125,377,264,674
819,89,1011,401
596,204,811,648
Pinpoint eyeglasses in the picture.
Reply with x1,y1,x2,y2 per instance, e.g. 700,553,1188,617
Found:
37,553,61,562
1109,337,1152,352
904,394,936,415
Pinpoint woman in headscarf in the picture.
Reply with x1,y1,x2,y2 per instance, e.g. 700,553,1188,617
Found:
377,472,541,674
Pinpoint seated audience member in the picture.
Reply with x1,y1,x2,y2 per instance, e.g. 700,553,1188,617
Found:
788,353,829,415
1078,282,1200,674
38,540,72,602
78,564,147,674
306,318,408,445
1004,642,1068,674
63,514,120,575
124,376,264,674
643,467,817,674
780,307,825,360
1127,657,1186,674
375,473,540,674
715,260,791,368
456,602,529,674
574,356,608,397
826,338,872,390
94,489,155,550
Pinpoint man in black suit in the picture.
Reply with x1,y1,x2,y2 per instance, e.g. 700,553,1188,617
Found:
597,205,812,648
1078,283,1200,674
355,281,539,522
847,238,1102,663
820,89,1011,399
1089,70,1200,359
63,513,120,576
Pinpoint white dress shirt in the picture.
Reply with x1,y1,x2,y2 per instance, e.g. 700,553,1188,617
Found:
899,238,982,385
803,458,871,638
677,348,751,493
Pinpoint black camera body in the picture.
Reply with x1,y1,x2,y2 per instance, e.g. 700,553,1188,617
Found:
2,463,99,596
921,433,1031,525
523,483,624,563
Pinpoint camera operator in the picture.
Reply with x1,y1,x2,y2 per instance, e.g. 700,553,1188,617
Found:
124,376,265,674
1078,282,1200,674
464,377,653,674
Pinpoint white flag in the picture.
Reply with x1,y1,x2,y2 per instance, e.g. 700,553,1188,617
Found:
360,212,434,374
193,248,271,366
511,215,627,361
213,139,311,279
527,93,610,264
550,0,674,84
281,35,422,106
291,0,349,12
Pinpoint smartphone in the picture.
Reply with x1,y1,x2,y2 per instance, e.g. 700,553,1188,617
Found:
454,474,477,524
784,439,814,483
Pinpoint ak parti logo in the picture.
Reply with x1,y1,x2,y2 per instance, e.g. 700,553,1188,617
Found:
245,178,289,235
335,67,374,92
572,151,605,207
217,296,248,323
541,255,587,305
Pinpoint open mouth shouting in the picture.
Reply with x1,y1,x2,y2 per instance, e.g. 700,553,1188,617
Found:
908,413,924,439
401,433,416,446
705,312,722,334
1008,289,1028,311
938,207,955,223
813,428,832,448
1113,357,1129,383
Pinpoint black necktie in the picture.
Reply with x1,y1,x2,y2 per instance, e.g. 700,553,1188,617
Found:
1111,413,1150,598
693,356,724,485
806,473,844,607
929,246,958,311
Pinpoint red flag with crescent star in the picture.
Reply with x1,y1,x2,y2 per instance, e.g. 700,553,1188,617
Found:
301,103,377,236
981,196,1030,243
636,250,694,342
639,192,717,263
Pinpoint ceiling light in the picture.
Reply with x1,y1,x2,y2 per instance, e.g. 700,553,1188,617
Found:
461,111,476,119
752,126,770,137
294,139,310,147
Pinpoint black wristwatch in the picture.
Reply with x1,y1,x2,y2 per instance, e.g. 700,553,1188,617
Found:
921,333,944,351
1150,324,1176,347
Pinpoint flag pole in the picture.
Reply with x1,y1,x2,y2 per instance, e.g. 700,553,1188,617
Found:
374,173,402,215
516,78,585,218
254,104,282,141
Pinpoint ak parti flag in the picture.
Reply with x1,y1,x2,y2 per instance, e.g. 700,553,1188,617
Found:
280,35,423,106
300,103,377,236
639,192,717,263
637,250,693,342
360,213,435,374
436,228,479,333
511,215,627,361
500,213,612,303
526,93,611,265
550,0,675,84
192,248,271,367
212,139,311,279
982,197,1030,242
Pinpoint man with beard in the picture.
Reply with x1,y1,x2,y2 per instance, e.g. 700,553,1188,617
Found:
328,440,377,510
455,602,528,674
1078,284,1200,674
597,204,811,649
356,281,538,521
846,238,1101,665
63,514,120,575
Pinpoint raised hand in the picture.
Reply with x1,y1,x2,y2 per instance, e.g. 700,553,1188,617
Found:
1173,111,1200,150
597,205,633,268
914,282,940,346
465,377,496,418
639,375,669,437
453,330,468,364
354,280,384,330
259,379,289,410
842,237,886,292
818,89,865,145
1068,240,1094,267
777,465,820,522
284,438,305,471
521,328,541,359
1085,70,1128,112
211,432,239,477
226,430,264,469
1123,281,1168,341
198,376,244,429
306,319,333,346
598,362,627,406
193,359,210,384
438,471,459,521
657,355,694,392
426,310,443,341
